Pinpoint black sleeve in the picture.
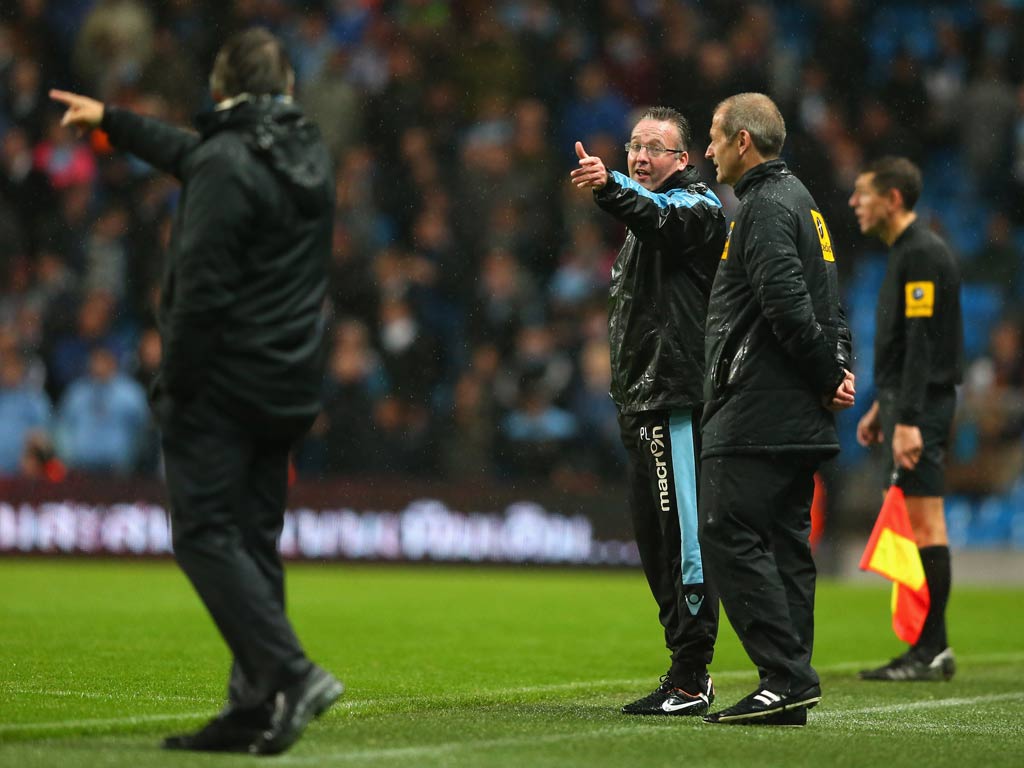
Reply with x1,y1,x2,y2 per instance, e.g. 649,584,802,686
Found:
593,170,723,248
896,246,939,424
101,106,200,180
741,204,845,398
837,302,853,372
161,143,251,399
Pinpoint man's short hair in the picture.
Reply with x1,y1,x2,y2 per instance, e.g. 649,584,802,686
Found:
714,93,786,158
209,27,293,99
865,156,923,211
638,106,692,151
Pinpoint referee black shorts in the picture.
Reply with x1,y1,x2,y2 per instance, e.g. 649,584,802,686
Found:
878,387,956,498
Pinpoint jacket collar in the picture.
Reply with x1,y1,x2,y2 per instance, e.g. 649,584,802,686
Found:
655,165,702,193
193,94,300,139
734,158,789,199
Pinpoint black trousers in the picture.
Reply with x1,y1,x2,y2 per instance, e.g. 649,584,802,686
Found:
160,397,313,711
619,409,718,680
699,452,823,694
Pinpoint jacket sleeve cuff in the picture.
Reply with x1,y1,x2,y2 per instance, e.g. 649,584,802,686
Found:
823,366,846,399
593,172,621,200
897,408,921,426
99,105,123,141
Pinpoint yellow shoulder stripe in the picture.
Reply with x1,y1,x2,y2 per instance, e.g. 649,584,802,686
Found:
810,210,834,262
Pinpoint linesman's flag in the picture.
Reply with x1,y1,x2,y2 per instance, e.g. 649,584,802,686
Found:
858,483,930,644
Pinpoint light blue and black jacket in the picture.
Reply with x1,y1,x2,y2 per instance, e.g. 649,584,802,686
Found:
595,166,727,414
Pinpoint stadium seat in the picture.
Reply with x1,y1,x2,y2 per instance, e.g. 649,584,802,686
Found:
960,284,1004,360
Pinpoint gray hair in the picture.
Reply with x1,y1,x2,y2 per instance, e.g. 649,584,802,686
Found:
715,93,786,158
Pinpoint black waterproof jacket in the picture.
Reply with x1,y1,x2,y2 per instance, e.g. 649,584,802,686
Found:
874,219,964,424
595,167,727,414
702,159,851,457
102,96,333,426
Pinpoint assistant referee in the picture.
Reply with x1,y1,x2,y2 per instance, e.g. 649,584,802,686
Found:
849,156,964,682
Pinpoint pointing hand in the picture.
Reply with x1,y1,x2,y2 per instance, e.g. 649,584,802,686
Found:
570,140,608,190
49,89,104,133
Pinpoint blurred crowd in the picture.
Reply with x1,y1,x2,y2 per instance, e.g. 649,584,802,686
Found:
2,0,1024,497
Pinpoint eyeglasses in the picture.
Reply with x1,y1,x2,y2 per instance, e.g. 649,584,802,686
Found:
624,142,685,158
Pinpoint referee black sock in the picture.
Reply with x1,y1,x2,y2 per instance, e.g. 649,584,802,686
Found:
916,545,951,656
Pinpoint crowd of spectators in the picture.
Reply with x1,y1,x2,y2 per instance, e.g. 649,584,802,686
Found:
2,0,1024,496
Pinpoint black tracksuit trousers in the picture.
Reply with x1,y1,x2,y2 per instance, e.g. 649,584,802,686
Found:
619,409,719,682
699,452,824,694
160,397,313,712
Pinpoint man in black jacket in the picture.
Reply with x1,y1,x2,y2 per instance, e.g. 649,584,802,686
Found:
700,93,855,726
51,28,342,754
572,106,727,716
850,156,963,682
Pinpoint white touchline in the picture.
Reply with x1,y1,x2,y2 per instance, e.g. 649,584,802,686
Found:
275,693,1024,766
277,726,654,765
0,712,209,734
6,653,1024,736
818,692,1024,718
3,687,211,703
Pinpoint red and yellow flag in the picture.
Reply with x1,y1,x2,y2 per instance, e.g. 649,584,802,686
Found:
859,484,930,644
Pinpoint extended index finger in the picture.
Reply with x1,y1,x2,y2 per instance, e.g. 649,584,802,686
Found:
49,89,78,106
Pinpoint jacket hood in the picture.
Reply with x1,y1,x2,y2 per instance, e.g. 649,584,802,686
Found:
195,95,332,214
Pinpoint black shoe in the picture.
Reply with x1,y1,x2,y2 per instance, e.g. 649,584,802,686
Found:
859,647,956,681
750,706,807,727
622,671,714,716
621,674,674,715
162,706,270,752
659,671,714,716
703,684,821,725
249,665,345,756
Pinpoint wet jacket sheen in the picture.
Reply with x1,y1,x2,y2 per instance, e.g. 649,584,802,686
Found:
702,159,851,457
595,166,727,414
102,97,334,426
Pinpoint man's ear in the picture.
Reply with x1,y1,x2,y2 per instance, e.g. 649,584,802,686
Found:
736,129,752,157
887,187,905,212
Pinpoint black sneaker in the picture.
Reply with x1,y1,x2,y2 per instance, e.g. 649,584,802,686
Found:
622,671,714,716
250,665,345,756
703,683,821,725
621,674,674,715
162,706,271,752
659,672,714,716
859,647,956,681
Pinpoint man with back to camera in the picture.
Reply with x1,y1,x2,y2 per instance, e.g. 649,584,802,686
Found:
849,156,963,682
700,93,855,726
572,106,727,716
51,28,343,754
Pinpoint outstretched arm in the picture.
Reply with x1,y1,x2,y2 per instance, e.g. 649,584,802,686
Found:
575,140,723,244
50,88,199,179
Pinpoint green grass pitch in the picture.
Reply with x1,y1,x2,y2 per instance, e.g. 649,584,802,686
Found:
1,559,1022,767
